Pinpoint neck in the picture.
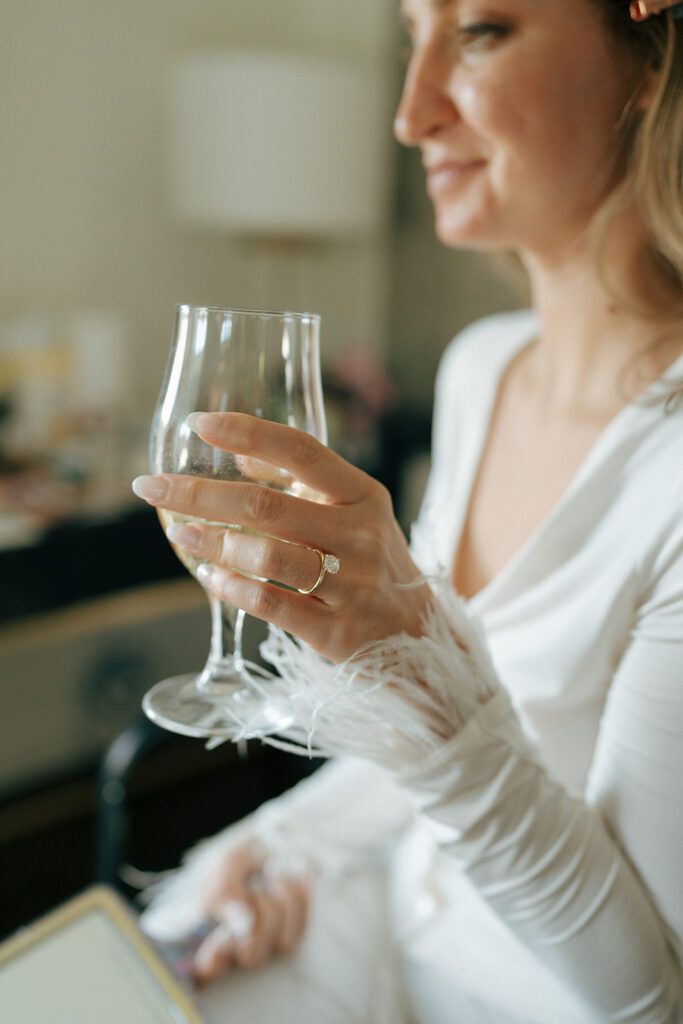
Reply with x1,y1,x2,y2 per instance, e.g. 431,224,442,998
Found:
520,215,681,419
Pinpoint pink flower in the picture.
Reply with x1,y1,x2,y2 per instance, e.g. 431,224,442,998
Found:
329,347,397,416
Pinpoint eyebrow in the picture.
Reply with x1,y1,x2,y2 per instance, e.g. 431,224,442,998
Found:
402,0,456,19
400,0,460,27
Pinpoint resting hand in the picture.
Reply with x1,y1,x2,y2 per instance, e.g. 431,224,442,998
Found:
132,412,432,663
193,838,310,982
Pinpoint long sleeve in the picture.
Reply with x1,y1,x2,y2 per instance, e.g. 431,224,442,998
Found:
262,570,682,1022
398,654,682,1022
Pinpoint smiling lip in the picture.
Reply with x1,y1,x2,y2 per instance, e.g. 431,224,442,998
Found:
425,160,485,196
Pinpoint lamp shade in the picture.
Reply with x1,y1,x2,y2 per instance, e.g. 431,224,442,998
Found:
169,51,391,239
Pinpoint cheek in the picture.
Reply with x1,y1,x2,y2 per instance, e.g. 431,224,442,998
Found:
456,80,500,151
456,56,624,185
472,103,593,214
456,77,538,174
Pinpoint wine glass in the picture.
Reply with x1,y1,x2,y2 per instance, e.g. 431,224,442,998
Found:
141,305,326,741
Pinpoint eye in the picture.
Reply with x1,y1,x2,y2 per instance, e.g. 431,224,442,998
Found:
456,22,512,50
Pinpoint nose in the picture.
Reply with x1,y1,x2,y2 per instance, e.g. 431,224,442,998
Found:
394,46,458,147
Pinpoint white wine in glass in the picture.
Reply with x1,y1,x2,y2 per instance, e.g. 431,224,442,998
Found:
142,305,326,740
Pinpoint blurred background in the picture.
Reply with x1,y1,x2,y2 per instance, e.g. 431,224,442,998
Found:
0,0,519,937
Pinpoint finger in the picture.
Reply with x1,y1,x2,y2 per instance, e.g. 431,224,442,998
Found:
186,412,373,504
233,890,283,970
275,878,310,953
132,474,343,552
165,521,339,598
202,842,267,912
195,565,336,642
215,899,257,945
193,924,237,982
195,891,264,978
233,454,295,488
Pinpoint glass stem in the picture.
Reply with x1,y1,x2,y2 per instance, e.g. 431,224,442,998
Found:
198,595,246,690
232,608,246,672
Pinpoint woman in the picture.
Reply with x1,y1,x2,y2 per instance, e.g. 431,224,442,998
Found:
133,0,683,1020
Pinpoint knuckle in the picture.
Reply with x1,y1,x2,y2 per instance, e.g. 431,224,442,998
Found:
292,433,322,467
249,585,280,620
350,521,381,555
370,479,394,514
181,476,201,508
252,539,278,579
249,544,268,579
245,485,281,524
219,528,238,565
268,541,288,580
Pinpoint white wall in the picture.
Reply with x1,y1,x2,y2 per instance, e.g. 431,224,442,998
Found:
0,0,398,418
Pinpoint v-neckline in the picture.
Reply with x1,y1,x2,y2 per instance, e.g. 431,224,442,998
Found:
448,328,683,611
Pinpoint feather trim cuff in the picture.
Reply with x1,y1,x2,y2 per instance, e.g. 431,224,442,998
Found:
259,580,502,772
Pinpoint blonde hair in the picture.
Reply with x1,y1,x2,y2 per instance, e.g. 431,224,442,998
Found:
637,25,683,289
488,6,682,400
592,4,683,402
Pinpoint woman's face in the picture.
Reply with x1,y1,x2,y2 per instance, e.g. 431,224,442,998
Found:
395,0,641,260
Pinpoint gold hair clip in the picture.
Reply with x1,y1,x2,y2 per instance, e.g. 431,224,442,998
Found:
630,0,682,21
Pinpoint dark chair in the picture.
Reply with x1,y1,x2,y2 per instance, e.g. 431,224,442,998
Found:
95,716,323,894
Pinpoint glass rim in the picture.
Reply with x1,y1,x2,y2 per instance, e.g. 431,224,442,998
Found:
176,303,320,322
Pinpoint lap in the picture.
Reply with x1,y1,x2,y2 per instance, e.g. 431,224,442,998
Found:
193,864,413,1024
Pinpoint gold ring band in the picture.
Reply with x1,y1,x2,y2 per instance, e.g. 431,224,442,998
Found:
297,549,340,595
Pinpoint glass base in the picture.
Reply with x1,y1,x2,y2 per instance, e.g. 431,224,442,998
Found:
142,673,294,740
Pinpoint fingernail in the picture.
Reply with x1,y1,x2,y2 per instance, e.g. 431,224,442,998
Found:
193,942,221,980
166,522,201,547
197,563,215,586
132,475,169,502
187,412,223,435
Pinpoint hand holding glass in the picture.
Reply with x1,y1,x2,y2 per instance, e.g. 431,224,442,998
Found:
141,305,326,741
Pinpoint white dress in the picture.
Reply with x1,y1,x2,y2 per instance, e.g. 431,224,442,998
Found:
142,311,683,1024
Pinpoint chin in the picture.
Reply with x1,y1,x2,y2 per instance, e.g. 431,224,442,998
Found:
432,196,524,254
429,180,501,249
434,213,501,252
